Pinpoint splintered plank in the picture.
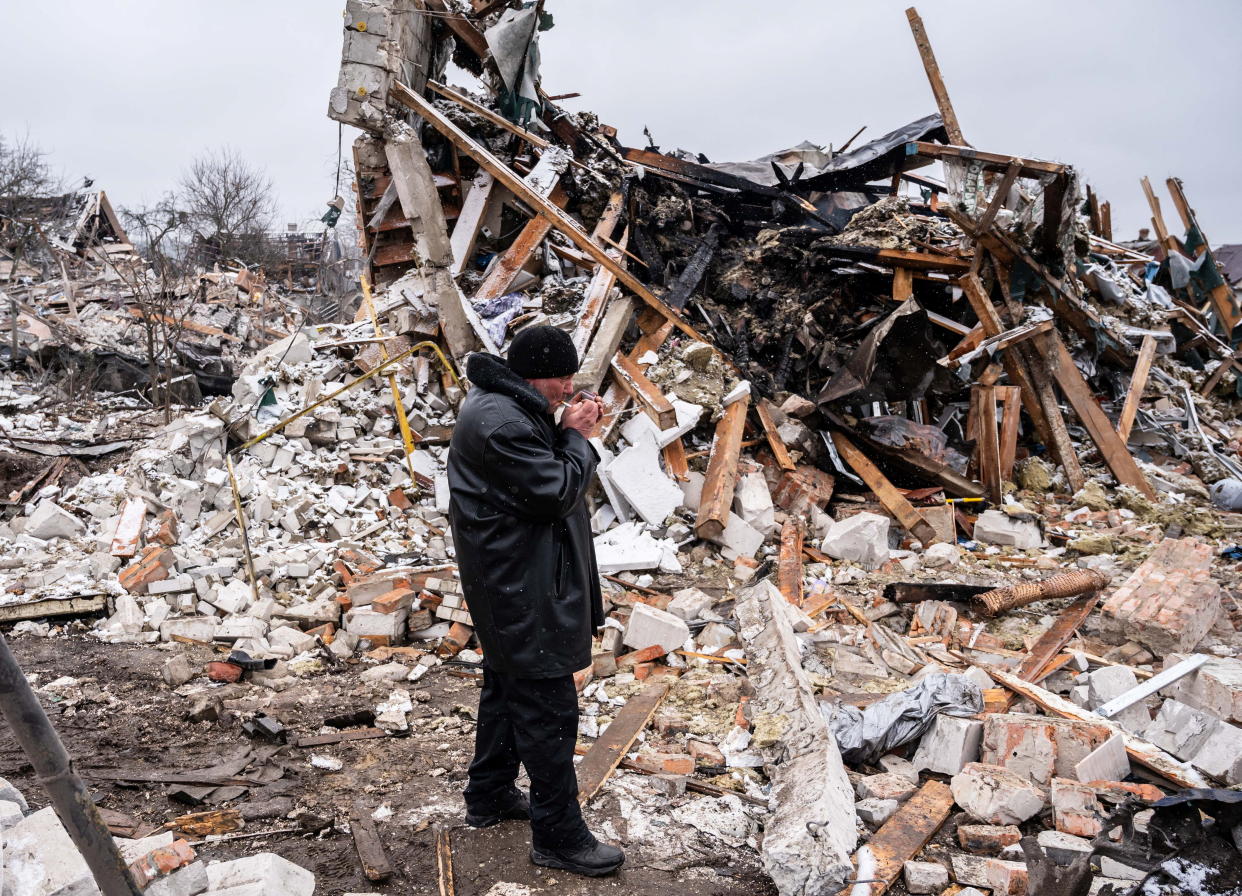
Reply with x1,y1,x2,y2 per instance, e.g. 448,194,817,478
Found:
573,230,627,354
756,400,796,473
694,396,751,540
831,432,940,545
449,170,497,275
662,437,690,481
435,827,456,896
473,181,568,304
611,353,677,429
984,666,1210,790
905,8,965,144
1045,334,1155,498
427,79,551,150
295,728,388,748
973,385,1001,504
351,812,393,882
390,81,712,345
1013,593,1101,684
1117,334,1157,442
577,680,670,803
836,779,954,896
777,519,804,606
997,385,1022,481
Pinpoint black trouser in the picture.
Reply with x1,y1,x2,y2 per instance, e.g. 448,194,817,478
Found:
464,668,590,850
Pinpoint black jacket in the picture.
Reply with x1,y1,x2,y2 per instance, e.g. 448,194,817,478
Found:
447,353,603,678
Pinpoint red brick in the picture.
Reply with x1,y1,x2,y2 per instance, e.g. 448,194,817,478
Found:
339,548,382,574
735,695,751,730
958,823,1021,854
306,623,335,644
591,653,617,677
118,546,175,594
332,560,355,584
437,622,473,658
128,839,196,888
617,645,666,668
773,466,834,518
1099,538,1221,654
645,751,694,775
573,666,593,693
372,587,417,614
206,662,243,683
150,510,179,546
334,595,353,613
633,662,654,680
687,739,725,766
647,666,680,680
388,487,412,510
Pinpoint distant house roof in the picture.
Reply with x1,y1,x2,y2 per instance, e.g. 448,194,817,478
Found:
1215,244,1242,286
0,188,131,253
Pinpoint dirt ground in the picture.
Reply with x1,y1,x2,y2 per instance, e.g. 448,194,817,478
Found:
0,631,778,896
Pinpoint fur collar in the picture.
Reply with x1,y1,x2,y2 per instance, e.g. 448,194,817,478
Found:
466,353,550,416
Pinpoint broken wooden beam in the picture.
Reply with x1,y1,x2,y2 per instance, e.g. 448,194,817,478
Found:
577,680,670,803
905,7,965,145
830,432,940,545
973,384,1002,504
350,812,392,882
694,395,750,541
390,81,713,346
837,779,954,896
777,519,804,607
610,353,676,430
448,169,497,276
575,297,635,395
909,142,1068,177
756,400,796,473
997,385,1021,482
1117,334,1157,443
1044,333,1155,498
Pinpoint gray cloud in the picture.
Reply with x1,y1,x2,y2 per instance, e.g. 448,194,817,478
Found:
5,1,1240,242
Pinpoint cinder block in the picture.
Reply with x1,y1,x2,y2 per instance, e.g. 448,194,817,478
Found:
1,807,96,895
855,773,917,803
820,511,890,570
1144,699,1218,761
903,860,949,894
204,852,315,896
950,762,1046,825
622,603,690,654
949,852,1028,896
913,715,983,776
344,606,407,643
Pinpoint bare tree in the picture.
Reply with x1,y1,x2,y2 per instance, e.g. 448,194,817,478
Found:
179,147,276,268
122,193,189,279
0,132,55,200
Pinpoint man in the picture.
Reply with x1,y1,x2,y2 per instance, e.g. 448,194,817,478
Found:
447,325,624,877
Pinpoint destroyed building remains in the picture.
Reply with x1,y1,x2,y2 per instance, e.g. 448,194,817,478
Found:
1,2,1242,895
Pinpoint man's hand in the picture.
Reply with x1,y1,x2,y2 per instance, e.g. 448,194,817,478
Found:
561,395,603,436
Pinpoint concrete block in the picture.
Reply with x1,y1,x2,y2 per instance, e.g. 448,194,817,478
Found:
666,587,714,622
1074,733,1129,783
903,860,949,894
0,800,24,830
1188,718,1242,784
606,432,684,526
159,616,220,643
623,603,690,654
268,625,319,657
733,470,776,535
855,773,917,802
144,860,208,896
593,522,663,573
949,852,1028,895
912,715,983,776
1144,698,1218,761
820,511,890,570
973,508,1042,548
344,607,407,643
1086,665,1150,732
855,798,898,828
215,617,268,643
160,654,195,687
204,852,314,895
208,580,251,615
360,662,411,683
950,762,1046,825
920,541,960,568
707,512,765,558
957,824,1021,854
981,713,1112,786
25,499,84,540
275,598,340,626
0,778,27,812
1161,653,1242,724
877,754,919,783
1,807,96,895
148,575,194,595
1036,830,1093,866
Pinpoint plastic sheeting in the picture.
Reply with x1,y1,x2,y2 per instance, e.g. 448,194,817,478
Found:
824,672,983,765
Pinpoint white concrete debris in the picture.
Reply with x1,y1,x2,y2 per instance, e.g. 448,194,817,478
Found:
819,512,890,570
733,470,776,535
1086,665,1150,733
592,522,667,573
623,603,690,654
950,762,1046,825
972,509,1043,549
707,512,765,559
1,807,97,896
666,587,714,622
204,852,315,896
24,500,85,541
1074,733,1129,783
920,541,960,569
603,432,684,526
736,579,856,895
620,396,704,448
903,860,949,894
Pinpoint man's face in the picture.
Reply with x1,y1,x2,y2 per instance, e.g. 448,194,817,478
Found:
526,375,575,410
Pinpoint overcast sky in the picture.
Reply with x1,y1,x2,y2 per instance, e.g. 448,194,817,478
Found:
4,1,1240,242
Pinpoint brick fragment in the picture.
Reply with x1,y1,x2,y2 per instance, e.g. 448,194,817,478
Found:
617,644,666,667
957,824,1021,854
372,587,417,615
118,546,175,594
206,662,243,683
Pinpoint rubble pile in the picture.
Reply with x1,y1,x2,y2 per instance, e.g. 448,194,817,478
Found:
1,2,1242,895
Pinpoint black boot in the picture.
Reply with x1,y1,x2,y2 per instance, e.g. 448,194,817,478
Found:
530,834,624,877
465,790,530,828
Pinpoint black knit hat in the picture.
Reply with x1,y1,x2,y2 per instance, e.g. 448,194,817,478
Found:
507,325,579,378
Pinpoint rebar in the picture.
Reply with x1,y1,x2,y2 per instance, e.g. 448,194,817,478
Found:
972,568,1110,618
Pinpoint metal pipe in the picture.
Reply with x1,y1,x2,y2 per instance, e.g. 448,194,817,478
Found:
0,632,143,895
